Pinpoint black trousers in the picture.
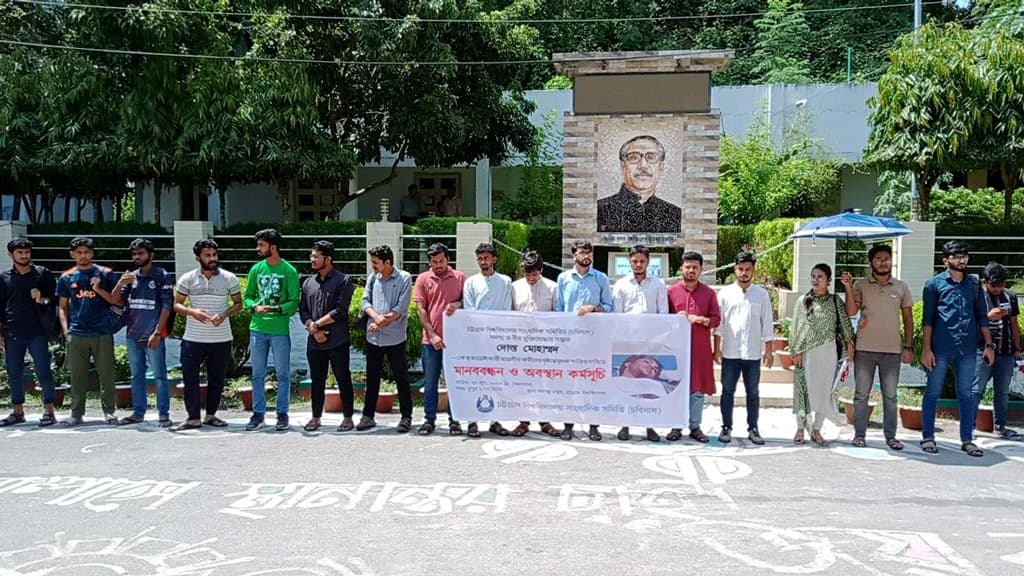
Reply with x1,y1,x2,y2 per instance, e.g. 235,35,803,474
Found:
181,340,231,420
364,342,413,419
308,344,352,418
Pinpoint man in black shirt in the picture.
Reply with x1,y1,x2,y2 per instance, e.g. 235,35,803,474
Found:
597,135,681,233
0,238,58,426
299,241,355,432
974,262,1022,439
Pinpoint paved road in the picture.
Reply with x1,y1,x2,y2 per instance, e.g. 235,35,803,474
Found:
3,405,1024,575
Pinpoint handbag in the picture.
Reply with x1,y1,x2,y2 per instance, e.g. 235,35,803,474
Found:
832,294,847,359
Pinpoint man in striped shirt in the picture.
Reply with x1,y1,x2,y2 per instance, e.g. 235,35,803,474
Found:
171,240,243,431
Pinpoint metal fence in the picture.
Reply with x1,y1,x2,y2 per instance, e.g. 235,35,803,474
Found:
934,235,1024,276
25,234,176,274
212,234,368,280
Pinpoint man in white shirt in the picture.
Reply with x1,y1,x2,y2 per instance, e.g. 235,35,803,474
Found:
713,251,774,445
612,245,668,442
461,243,513,438
509,250,560,437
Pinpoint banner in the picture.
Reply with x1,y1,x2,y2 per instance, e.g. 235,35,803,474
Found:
443,311,690,427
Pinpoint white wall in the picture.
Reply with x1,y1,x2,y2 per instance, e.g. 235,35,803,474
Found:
354,167,477,221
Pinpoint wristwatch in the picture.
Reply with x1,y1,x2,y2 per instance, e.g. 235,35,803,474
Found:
986,342,997,350
312,321,320,331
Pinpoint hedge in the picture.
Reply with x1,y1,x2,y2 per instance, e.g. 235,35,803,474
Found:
413,217,530,278
348,286,423,370
716,225,756,283
751,218,798,289
214,220,370,279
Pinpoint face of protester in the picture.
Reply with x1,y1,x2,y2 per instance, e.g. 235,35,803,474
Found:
734,262,755,285
197,248,219,271
476,252,496,275
987,281,1006,297
945,252,969,273
371,256,394,277
70,246,93,268
622,357,662,380
131,248,152,269
630,253,649,278
428,253,450,276
573,248,593,269
870,251,892,277
256,239,275,260
309,249,329,273
11,248,31,267
620,140,663,196
811,268,831,293
524,269,542,285
682,259,702,282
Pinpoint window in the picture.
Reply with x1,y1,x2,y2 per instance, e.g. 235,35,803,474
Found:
293,182,342,221
414,173,461,216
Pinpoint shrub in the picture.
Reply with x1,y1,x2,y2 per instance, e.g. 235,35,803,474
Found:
717,224,756,283
751,218,799,289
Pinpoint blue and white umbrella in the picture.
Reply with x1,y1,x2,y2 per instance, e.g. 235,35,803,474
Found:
788,210,913,241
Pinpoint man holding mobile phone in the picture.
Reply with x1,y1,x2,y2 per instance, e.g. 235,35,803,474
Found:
973,262,1022,440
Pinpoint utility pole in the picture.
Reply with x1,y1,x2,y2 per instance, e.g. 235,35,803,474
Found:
909,0,923,221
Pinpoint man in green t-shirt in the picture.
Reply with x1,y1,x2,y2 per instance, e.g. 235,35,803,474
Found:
243,229,300,432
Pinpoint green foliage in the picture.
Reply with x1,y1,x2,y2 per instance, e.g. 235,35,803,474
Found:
527,225,564,272
751,218,799,289
348,286,423,371
114,345,132,383
496,109,563,224
716,225,756,283
719,110,840,225
752,0,812,84
898,387,923,408
543,76,573,90
412,217,531,278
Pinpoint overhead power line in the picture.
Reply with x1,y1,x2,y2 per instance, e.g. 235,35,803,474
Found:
12,0,948,25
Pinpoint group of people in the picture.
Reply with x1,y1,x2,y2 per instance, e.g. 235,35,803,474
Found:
790,241,1019,458
0,232,1016,456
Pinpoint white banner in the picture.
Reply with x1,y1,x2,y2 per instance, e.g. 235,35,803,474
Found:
443,311,691,427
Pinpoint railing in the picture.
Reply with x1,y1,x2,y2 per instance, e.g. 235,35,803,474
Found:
25,234,176,274
211,234,368,280
934,235,1024,275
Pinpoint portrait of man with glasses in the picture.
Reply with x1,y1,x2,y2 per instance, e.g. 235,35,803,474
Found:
597,134,682,233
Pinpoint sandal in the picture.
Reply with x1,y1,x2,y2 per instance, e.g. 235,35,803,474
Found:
887,438,904,451
794,430,806,445
852,437,866,448
172,421,202,432
920,439,938,454
646,428,661,442
510,422,531,437
467,422,480,438
961,442,984,457
304,419,321,432
588,425,602,441
118,415,145,426
0,413,26,427
689,428,710,443
811,430,829,447
541,423,560,437
449,421,463,436
204,416,228,428
397,417,412,434
666,428,683,442
337,418,355,432
418,421,435,435
488,422,510,436
38,413,57,427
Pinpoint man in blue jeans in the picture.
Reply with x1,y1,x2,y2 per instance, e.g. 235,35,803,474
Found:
973,262,1022,440
921,241,994,457
105,239,175,427
0,238,59,427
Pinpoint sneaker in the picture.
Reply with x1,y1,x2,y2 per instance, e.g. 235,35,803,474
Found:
245,414,265,431
718,427,732,443
356,416,376,431
748,428,765,445
62,416,84,427
274,413,290,431
104,413,118,425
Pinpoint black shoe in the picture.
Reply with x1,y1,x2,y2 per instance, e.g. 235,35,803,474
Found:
718,427,732,443
588,425,602,441
617,427,630,441
274,413,289,431
245,414,265,431
748,428,765,445
560,424,574,441
356,416,376,431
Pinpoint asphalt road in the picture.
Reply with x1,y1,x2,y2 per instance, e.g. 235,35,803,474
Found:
2,404,1024,576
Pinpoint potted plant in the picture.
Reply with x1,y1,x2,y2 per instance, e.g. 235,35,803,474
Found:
376,380,398,414
232,376,265,412
898,387,924,430
323,372,350,413
976,386,995,433
773,318,792,352
113,345,133,408
419,373,449,413
54,384,71,408
776,345,795,371
837,387,878,426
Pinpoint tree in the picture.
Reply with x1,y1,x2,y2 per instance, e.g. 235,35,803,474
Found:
718,109,840,224
496,109,562,223
751,0,812,84
864,23,980,220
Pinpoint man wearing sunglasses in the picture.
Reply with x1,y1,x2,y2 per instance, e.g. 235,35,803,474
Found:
597,135,681,233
